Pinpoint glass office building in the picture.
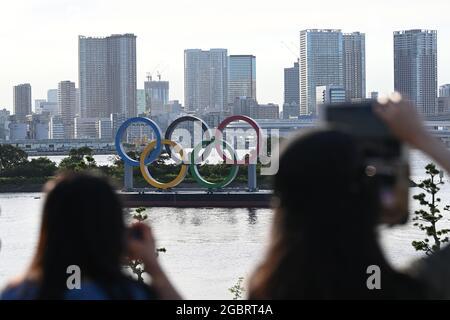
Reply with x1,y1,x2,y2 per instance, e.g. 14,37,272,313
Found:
228,55,256,104
299,29,344,116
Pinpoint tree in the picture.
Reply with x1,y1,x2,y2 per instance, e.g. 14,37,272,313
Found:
0,157,57,177
126,207,166,282
59,147,97,171
412,163,450,256
0,144,28,171
229,277,245,300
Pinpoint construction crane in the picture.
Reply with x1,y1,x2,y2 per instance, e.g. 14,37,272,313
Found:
146,62,169,83
281,41,299,62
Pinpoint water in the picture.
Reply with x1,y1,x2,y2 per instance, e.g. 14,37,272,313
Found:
1,150,450,299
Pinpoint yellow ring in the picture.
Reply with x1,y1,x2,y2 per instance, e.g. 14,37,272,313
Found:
139,139,188,189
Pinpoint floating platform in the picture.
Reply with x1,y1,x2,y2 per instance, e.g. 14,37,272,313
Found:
118,189,273,208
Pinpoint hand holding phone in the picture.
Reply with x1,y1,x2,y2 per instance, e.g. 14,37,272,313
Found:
322,100,410,226
127,223,157,265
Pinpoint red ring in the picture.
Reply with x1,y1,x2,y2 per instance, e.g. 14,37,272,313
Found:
215,115,263,165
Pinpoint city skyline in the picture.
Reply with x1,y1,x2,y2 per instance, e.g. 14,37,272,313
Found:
1,0,450,112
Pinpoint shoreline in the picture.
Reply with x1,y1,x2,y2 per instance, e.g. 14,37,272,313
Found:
0,180,273,193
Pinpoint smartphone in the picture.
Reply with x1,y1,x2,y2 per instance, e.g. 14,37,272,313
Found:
322,101,410,225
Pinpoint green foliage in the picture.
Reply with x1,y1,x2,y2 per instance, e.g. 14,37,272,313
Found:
0,144,28,170
229,277,245,300
0,144,273,188
412,163,450,256
0,157,57,177
126,207,166,283
59,147,97,172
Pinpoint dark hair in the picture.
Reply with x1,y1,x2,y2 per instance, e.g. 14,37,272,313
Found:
28,172,137,299
249,129,424,299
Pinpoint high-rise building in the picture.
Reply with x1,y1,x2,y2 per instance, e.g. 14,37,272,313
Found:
144,76,169,116
136,89,146,115
283,61,300,119
75,88,81,117
49,115,64,139
232,97,278,119
316,85,347,109
97,118,113,140
0,109,11,140
165,100,183,114
27,114,49,140
438,84,450,115
439,84,450,97
38,102,59,116
79,36,108,118
394,29,437,116
184,49,228,114
228,55,256,104
256,103,279,119
74,117,101,139
58,80,77,139
79,34,137,119
232,96,258,116
9,122,27,140
107,34,137,118
299,30,344,115
13,83,32,122
343,32,366,101
47,89,58,103
284,61,300,106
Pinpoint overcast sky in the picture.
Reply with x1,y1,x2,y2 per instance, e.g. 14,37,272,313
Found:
1,0,449,112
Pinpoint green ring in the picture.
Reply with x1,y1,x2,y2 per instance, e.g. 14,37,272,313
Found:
189,139,239,189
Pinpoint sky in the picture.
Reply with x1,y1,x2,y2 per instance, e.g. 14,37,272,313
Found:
1,0,450,112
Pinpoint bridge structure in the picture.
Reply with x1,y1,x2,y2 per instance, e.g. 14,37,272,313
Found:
4,118,450,155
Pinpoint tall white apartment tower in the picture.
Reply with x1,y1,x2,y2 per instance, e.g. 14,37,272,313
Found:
79,34,137,119
58,80,77,139
13,83,32,122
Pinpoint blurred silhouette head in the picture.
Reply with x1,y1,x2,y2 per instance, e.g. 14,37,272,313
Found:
249,129,423,299
29,171,130,299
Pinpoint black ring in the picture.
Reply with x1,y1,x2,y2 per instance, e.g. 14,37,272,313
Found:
164,116,211,163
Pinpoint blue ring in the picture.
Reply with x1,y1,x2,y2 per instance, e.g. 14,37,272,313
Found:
115,117,162,167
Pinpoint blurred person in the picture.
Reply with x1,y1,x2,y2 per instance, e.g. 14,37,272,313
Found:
377,96,450,299
249,95,450,299
0,172,181,300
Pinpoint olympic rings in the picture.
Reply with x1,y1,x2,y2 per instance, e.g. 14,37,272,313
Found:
115,115,264,190
189,139,239,189
140,139,188,189
115,117,162,167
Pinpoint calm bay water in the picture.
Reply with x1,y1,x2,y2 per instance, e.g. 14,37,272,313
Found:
1,150,450,299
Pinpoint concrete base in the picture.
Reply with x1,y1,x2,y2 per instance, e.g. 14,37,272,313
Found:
119,190,272,208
